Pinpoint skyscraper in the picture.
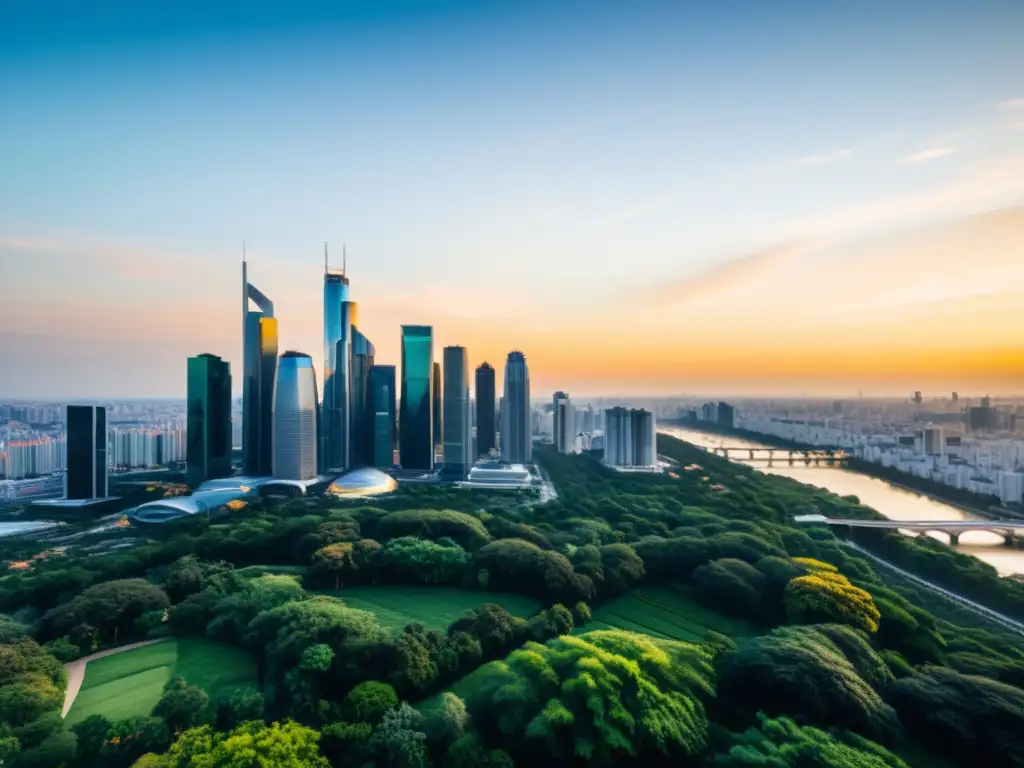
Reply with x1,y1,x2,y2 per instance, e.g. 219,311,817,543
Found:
501,351,531,464
552,391,574,453
475,362,496,457
368,365,396,468
273,352,320,481
432,361,442,449
400,325,434,471
242,259,278,476
604,407,656,467
65,404,107,500
323,251,351,472
350,321,376,467
186,354,232,488
443,346,472,479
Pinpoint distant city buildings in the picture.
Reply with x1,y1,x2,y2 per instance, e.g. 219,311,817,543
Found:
400,325,435,471
475,363,496,457
242,260,278,476
186,354,232,489
442,346,472,479
604,407,656,468
272,352,320,481
65,404,108,500
501,351,531,464
368,365,396,468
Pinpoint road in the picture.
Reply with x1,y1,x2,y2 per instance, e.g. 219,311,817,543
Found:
842,541,1024,637
61,638,169,718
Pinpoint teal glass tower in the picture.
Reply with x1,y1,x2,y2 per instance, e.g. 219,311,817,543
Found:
323,252,351,472
186,354,232,488
368,364,396,468
399,325,434,470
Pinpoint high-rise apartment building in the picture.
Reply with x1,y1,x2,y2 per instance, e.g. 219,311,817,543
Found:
442,346,472,479
604,407,656,468
432,361,442,449
368,365,396,468
272,352,320,481
501,351,531,464
475,363,496,457
65,405,107,500
242,260,278,476
400,326,434,470
186,354,232,488
553,391,574,453
322,261,351,473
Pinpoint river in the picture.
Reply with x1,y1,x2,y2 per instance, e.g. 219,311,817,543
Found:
662,427,1024,577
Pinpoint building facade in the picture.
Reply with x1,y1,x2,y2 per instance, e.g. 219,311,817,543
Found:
604,407,656,468
322,267,351,472
553,391,574,453
475,362,496,457
242,261,278,476
501,351,531,464
272,352,320,481
399,326,434,471
186,354,232,488
368,365,396,468
65,404,108,500
442,346,472,479
432,361,442,450
350,322,375,467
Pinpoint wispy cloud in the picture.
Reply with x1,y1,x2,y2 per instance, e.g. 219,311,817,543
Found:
901,147,953,164
795,148,853,166
999,98,1024,110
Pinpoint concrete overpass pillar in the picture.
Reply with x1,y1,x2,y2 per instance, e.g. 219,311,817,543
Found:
947,532,959,546
1004,532,1015,547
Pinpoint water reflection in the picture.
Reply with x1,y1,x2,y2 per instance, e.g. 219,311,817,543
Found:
662,428,1024,577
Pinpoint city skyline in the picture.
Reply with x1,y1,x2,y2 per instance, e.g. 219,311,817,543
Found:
2,1,1024,398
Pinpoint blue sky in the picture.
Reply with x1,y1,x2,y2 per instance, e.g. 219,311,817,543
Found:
2,0,1023,397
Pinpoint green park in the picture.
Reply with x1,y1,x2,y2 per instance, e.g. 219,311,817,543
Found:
1,434,1023,766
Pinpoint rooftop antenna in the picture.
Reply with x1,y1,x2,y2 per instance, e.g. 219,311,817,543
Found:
242,239,247,263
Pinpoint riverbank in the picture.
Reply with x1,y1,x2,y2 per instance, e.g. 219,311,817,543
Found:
663,419,1017,521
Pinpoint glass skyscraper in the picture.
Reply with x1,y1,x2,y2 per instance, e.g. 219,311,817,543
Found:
186,354,232,489
350,322,376,467
368,364,396,468
442,346,472,479
432,361,442,449
553,391,574,454
322,267,351,472
273,352,320,481
242,260,278,476
501,351,531,464
399,325,434,470
65,404,107,500
475,362,496,457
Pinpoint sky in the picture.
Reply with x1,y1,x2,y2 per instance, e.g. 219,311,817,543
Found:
1,0,1023,399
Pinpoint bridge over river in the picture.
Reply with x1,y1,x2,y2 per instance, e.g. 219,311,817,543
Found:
707,446,849,467
795,514,1024,546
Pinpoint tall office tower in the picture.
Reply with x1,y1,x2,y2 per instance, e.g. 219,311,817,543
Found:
475,362,496,456
400,326,434,470
65,405,107,500
552,391,574,453
630,408,656,466
323,251,352,472
717,402,736,429
501,351,531,464
272,352,320,481
604,407,632,467
350,316,375,467
432,361,442,449
442,346,472,479
368,365,396,468
242,259,278,476
186,354,232,488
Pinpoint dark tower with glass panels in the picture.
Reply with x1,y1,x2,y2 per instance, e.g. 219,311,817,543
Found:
65,404,107,500
475,362,496,456
186,354,232,489
368,365,396,468
501,351,531,464
242,258,278,476
350,323,376,467
400,325,434,470
432,361,442,450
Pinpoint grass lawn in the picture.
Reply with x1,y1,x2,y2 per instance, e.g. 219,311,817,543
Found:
582,584,757,643
319,585,541,632
65,638,258,725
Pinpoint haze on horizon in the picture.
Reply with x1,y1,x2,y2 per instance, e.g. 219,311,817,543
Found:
1,0,1023,400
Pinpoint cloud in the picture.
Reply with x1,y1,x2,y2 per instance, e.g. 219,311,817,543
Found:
640,241,815,307
795,148,853,166
999,98,1024,110
901,147,953,164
